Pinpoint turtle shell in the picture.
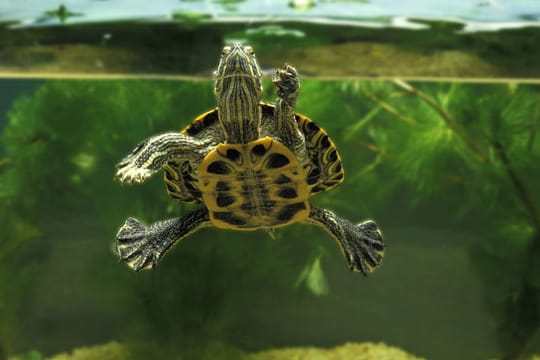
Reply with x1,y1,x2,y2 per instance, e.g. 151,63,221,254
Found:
162,103,344,204
199,136,311,229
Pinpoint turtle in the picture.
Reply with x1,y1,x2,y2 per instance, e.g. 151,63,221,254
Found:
115,44,384,274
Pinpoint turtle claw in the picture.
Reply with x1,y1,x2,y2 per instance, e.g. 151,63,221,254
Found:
115,162,154,184
114,138,157,184
116,217,161,271
344,220,384,275
273,64,299,103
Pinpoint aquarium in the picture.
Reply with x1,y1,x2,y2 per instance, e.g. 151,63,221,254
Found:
1,1,540,360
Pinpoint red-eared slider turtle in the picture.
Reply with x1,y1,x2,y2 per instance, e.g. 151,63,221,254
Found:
115,44,384,274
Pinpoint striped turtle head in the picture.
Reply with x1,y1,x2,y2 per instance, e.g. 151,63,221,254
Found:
213,44,263,144
214,44,263,102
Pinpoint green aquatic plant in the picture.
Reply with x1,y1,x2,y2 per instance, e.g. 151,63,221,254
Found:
212,0,245,12
354,80,540,359
0,80,219,356
1,78,539,358
295,251,330,297
0,80,315,357
171,11,212,23
43,4,83,24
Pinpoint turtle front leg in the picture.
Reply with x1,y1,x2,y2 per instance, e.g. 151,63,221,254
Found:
307,206,384,275
274,64,300,110
116,207,211,271
115,133,211,184
263,64,307,162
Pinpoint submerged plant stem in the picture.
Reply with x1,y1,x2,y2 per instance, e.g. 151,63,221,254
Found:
492,139,540,360
527,99,540,153
393,79,489,162
493,140,540,231
364,93,416,125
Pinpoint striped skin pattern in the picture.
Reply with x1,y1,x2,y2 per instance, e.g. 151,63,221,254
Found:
214,45,262,144
116,133,210,184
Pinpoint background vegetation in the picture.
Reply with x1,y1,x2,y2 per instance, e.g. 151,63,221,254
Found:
0,79,539,360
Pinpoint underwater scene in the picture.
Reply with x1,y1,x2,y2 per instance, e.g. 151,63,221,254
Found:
2,1,540,360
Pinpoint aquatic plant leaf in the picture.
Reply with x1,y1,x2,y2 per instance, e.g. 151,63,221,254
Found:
295,255,329,297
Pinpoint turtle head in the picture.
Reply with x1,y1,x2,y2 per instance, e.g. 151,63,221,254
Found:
213,44,262,144
214,44,263,104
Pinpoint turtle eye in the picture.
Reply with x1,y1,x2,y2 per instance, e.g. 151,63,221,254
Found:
222,46,231,55
244,46,254,55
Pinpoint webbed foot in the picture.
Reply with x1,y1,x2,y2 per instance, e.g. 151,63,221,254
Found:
344,220,384,274
307,207,385,275
116,217,163,271
115,208,211,271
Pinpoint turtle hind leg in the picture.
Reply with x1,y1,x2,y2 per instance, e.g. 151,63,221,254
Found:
307,207,384,275
116,208,210,271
